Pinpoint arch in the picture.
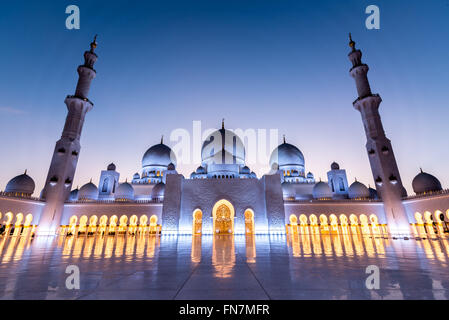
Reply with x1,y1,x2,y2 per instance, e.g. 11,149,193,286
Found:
329,214,338,225
319,214,328,225
434,210,444,223
349,214,358,225
339,214,348,226
88,215,98,235
359,214,368,225
244,209,255,234
415,212,424,225
24,214,33,227
289,214,298,225
68,215,78,235
118,215,128,233
309,214,318,226
192,209,203,235
129,215,138,226
212,199,235,234
149,215,158,234
108,215,118,234
99,215,108,226
424,211,433,224
446,209,449,220
369,214,379,225
299,214,308,226
79,215,88,234
15,213,24,226
139,215,148,226
4,212,13,226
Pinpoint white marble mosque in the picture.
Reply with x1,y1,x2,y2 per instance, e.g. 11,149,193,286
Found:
1,34,449,240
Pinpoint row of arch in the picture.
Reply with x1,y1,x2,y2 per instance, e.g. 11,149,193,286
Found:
413,210,449,237
63,214,160,236
287,213,385,235
0,212,35,237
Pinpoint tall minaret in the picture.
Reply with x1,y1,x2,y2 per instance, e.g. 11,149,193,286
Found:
348,34,410,235
38,36,98,235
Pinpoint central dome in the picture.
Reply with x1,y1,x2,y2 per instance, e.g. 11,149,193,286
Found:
201,128,245,166
142,143,177,168
269,142,305,168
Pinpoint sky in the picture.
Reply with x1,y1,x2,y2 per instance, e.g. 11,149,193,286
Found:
0,0,448,196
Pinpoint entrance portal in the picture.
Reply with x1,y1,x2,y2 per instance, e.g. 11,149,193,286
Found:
212,200,234,234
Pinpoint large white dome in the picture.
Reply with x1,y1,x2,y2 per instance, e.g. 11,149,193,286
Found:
201,128,245,166
115,182,134,200
270,142,305,168
142,143,177,168
348,181,370,199
5,171,35,196
79,182,98,200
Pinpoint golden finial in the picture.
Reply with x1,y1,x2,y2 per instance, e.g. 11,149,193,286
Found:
349,33,356,50
161,135,164,144
90,34,98,52
222,118,225,130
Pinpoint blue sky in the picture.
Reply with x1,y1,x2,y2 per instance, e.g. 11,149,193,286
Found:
0,0,448,195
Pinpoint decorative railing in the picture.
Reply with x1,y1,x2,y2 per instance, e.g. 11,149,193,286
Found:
66,198,163,204
284,198,383,204
403,189,449,201
0,192,43,202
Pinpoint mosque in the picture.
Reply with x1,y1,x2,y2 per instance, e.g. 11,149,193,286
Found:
0,35,448,238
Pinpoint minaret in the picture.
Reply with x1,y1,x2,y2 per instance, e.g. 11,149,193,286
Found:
38,36,98,235
348,34,410,235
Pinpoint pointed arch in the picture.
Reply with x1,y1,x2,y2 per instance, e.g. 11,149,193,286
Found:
212,199,235,234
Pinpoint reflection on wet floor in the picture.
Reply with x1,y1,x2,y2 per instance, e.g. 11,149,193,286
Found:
0,230,449,299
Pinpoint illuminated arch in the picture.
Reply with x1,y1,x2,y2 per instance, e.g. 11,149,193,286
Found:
329,214,338,225
149,215,158,234
309,214,318,226
289,214,298,225
4,212,14,226
99,215,108,226
118,215,128,233
212,199,235,234
129,215,138,226
299,214,308,226
79,215,88,233
139,215,148,226
434,210,444,223
369,214,379,225
24,214,33,227
319,214,328,225
359,214,369,226
15,213,24,226
244,209,255,234
192,209,203,235
89,215,98,226
349,214,358,225
339,214,348,226
108,215,118,234
424,211,433,224
414,212,424,224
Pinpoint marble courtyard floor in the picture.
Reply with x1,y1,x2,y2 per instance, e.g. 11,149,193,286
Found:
0,232,448,300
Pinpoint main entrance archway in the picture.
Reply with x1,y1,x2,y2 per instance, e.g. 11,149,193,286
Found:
212,199,235,234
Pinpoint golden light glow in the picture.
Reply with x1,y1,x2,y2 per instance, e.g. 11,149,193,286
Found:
212,199,235,234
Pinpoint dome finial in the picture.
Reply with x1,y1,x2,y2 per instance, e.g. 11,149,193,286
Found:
222,118,225,130
24,169,27,175
283,134,286,144
355,177,358,182
90,178,92,183
90,34,98,52
161,135,164,144
349,33,356,51
420,167,423,173
125,178,128,183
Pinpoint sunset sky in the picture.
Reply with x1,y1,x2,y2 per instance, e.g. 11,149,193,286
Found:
0,0,448,195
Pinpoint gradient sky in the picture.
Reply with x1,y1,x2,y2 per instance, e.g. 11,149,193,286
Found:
0,0,448,196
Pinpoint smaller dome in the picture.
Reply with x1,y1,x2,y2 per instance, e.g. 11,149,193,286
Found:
69,188,79,201
133,173,140,179
250,172,257,178
348,181,370,199
282,182,296,198
78,182,98,200
107,163,116,171
331,162,340,170
5,171,35,195
115,182,134,200
151,182,165,199
368,187,378,200
313,181,332,199
168,163,176,171
271,162,279,171
196,166,206,174
307,172,314,179
241,166,250,174
412,170,442,195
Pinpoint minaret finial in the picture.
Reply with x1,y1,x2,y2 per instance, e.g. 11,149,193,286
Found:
161,135,164,144
349,33,356,51
90,34,98,52
222,118,225,130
